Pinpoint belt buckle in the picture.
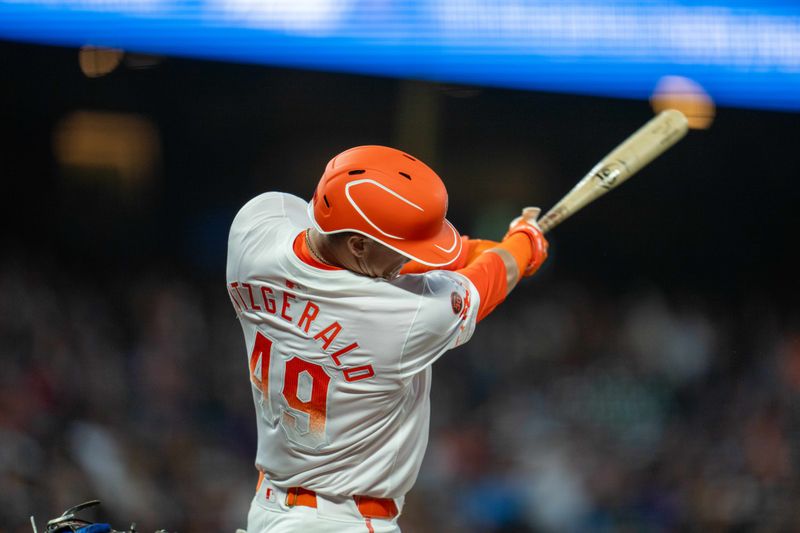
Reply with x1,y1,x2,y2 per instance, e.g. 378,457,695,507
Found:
286,487,317,509
285,487,300,507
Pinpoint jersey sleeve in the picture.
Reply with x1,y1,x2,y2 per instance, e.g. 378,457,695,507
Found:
455,251,509,322
398,270,480,378
229,192,308,241
227,192,309,279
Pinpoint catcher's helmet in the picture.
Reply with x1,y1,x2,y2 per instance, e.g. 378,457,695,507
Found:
309,145,462,267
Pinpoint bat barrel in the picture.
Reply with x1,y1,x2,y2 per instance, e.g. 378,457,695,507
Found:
538,109,688,233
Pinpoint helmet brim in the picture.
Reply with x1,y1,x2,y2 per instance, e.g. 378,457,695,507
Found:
307,201,462,268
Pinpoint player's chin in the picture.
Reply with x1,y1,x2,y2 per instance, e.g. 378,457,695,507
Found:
381,266,403,281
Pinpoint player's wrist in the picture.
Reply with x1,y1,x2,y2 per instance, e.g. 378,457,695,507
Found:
501,226,548,277
503,224,536,245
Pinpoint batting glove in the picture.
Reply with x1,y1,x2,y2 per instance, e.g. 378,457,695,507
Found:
503,207,549,277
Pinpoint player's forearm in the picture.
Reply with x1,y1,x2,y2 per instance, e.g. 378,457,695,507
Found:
486,233,532,292
456,252,509,322
485,248,521,293
456,233,539,322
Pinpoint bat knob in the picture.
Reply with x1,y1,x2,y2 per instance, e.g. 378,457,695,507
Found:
521,206,541,220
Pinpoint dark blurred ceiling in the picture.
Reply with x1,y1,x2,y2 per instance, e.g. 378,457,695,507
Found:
1,40,798,303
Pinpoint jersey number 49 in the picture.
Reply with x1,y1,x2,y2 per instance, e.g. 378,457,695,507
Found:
249,331,330,449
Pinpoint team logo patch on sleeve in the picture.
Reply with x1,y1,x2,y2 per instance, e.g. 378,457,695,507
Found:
451,291,463,315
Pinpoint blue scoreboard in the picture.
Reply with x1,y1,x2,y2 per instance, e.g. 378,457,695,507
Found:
1,0,799,111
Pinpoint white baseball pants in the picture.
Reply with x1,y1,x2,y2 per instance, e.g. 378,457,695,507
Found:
247,476,402,533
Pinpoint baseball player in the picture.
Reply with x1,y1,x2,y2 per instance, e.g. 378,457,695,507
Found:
226,146,548,532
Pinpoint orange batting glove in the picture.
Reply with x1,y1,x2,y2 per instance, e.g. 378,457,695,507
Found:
502,207,549,277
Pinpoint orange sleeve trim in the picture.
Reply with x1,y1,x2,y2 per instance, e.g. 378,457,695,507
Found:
456,251,508,323
400,237,501,275
293,231,343,271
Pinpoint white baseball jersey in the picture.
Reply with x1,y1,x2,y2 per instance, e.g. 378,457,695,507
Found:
226,192,480,499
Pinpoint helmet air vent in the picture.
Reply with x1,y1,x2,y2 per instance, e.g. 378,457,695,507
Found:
348,169,366,175
323,195,331,208
402,154,416,161
398,172,412,180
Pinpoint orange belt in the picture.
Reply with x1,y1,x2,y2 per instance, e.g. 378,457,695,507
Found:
257,472,399,520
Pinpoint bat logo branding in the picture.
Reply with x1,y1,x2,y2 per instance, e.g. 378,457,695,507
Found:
593,161,625,190
538,111,688,233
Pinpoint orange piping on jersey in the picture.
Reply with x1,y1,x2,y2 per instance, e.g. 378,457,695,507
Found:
456,251,508,322
293,230,343,271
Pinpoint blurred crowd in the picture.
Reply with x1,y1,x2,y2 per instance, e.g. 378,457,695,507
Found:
0,258,798,532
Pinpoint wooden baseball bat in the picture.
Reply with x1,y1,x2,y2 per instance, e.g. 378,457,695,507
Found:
538,109,689,233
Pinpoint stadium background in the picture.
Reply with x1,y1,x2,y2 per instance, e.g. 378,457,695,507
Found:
1,7,799,531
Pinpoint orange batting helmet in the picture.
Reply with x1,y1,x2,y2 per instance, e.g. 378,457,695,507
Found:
309,145,462,267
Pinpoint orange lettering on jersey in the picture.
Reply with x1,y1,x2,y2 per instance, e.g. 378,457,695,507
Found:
460,288,472,320
283,356,330,437
343,364,375,382
329,342,358,365
297,301,320,333
260,287,277,314
313,322,342,351
280,292,296,322
227,283,243,312
229,282,249,311
249,332,273,394
242,283,262,311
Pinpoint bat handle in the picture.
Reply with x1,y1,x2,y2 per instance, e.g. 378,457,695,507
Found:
538,217,554,234
537,206,568,234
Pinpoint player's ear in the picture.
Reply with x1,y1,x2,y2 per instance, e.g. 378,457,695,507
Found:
346,234,369,258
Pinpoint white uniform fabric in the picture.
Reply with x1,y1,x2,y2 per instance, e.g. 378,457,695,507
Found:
248,475,402,532
226,192,480,530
